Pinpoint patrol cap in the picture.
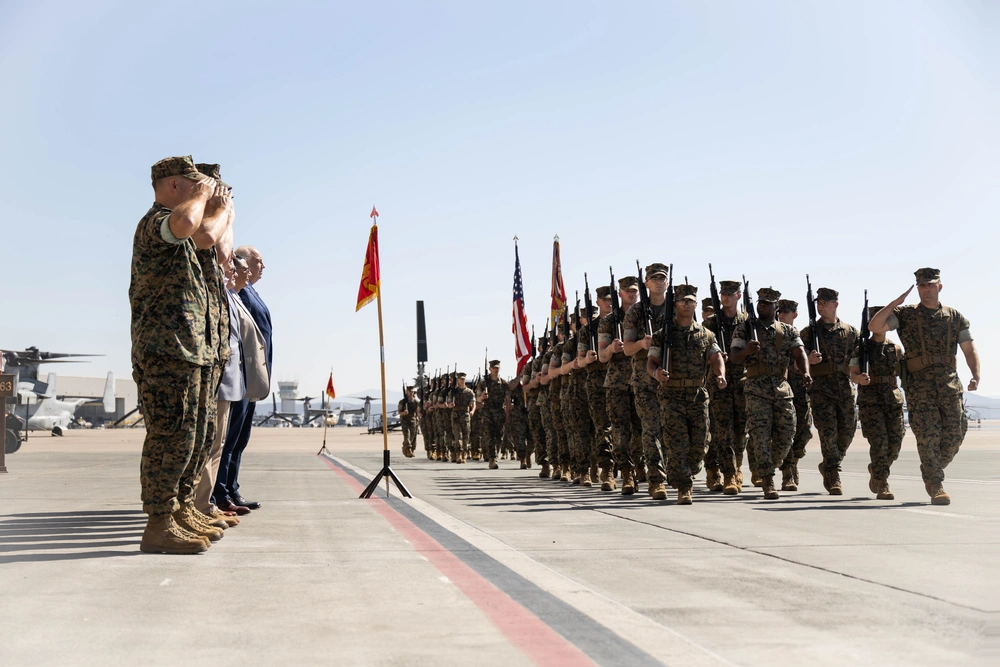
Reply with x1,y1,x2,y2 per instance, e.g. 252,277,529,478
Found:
674,284,698,301
596,285,611,299
489,359,501,368
456,372,467,379
777,299,799,313
757,287,781,302
815,287,839,301
618,276,639,290
195,162,230,189
701,298,714,311
914,267,941,284
719,280,741,295
645,263,669,279
151,155,206,182
868,305,884,318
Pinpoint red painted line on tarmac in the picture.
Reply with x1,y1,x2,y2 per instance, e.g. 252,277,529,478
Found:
317,455,596,667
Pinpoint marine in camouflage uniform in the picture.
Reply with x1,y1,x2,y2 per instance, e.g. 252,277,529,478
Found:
422,383,437,459
801,287,859,495
481,361,509,469
547,336,570,479
776,299,813,490
729,287,812,499
505,375,531,467
397,386,420,458
537,346,557,478
623,263,670,497
131,155,233,554
450,374,476,463
578,296,615,490
647,285,726,504
525,354,548,473
470,385,485,461
849,308,905,500
870,268,980,505
562,322,594,485
702,279,749,494
599,276,643,495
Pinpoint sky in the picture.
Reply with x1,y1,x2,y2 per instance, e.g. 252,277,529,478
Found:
1,0,997,400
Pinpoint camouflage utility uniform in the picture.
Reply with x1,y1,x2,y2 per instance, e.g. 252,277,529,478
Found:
481,374,508,464
624,300,667,485
851,338,905,491
703,309,748,483
578,321,614,477
599,312,642,487
451,386,475,461
398,395,420,454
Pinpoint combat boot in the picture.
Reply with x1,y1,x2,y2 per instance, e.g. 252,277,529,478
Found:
636,465,647,484
551,466,562,481
751,471,762,487
581,469,593,487
488,458,499,470
780,466,797,492
571,469,582,485
791,462,800,487
457,452,466,464
868,463,878,494
140,514,209,554
677,487,693,505
192,505,227,530
501,451,508,460
647,480,667,501
525,455,532,469
761,475,779,500
539,462,551,478
520,457,528,469
426,448,435,460
927,482,950,505
735,468,744,488
705,467,723,493
818,462,831,492
877,480,894,500
723,472,740,495
828,470,843,496
600,466,616,492
173,507,224,542
621,469,636,495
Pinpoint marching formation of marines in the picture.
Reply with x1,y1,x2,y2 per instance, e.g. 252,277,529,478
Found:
398,266,980,506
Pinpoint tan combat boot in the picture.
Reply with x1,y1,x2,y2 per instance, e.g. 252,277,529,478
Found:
488,458,499,470
580,469,593,487
621,468,636,495
723,472,740,495
171,508,222,543
867,463,878,494
927,482,950,505
590,463,599,484
735,468,744,488
677,487,693,505
761,475,780,499
551,466,562,481
877,479,894,500
539,462,551,478
780,466,797,492
751,471,762,487
192,505,228,530
520,457,528,470
525,455,533,469
636,465,647,484
600,466,616,492
140,514,209,554
571,469,582,485
818,462,831,492
828,470,843,496
647,480,668,501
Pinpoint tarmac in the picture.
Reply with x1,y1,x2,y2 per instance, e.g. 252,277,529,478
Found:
1,424,997,666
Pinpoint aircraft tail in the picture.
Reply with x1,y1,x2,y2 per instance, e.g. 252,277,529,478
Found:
102,372,115,414
44,372,57,398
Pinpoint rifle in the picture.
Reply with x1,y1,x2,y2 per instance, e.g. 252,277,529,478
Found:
636,260,652,336
531,325,536,359
609,266,624,340
484,348,488,378
859,289,870,375
662,265,676,370
584,273,599,355
708,263,726,354
573,291,581,335
806,274,819,354
562,303,570,341
742,275,758,342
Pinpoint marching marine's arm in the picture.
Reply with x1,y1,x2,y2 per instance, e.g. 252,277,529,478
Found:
869,286,913,335
961,340,980,391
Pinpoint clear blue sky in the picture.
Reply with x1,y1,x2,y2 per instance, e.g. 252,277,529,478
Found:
1,1,997,398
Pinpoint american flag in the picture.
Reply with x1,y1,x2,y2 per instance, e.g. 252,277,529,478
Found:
512,243,531,373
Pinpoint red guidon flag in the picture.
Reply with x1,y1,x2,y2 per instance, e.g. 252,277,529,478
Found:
326,373,336,400
356,218,380,312
550,236,567,326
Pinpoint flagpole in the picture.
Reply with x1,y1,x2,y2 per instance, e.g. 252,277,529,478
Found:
317,369,331,456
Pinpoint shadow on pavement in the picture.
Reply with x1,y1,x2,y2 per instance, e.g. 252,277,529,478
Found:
0,509,144,563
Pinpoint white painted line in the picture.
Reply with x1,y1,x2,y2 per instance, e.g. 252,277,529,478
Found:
331,455,736,667
896,508,997,522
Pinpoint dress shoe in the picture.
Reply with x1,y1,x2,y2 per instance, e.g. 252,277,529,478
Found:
231,495,261,510
218,498,251,515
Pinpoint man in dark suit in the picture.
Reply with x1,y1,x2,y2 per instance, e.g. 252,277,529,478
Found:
216,245,272,512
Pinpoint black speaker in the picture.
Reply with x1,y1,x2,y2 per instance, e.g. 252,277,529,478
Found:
416,301,428,363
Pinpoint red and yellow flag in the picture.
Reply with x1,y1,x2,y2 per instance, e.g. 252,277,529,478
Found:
356,216,380,311
550,236,567,326
326,372,336,400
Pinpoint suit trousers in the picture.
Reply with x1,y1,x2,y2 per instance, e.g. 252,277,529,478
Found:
195,399,231,512
214,398,256,503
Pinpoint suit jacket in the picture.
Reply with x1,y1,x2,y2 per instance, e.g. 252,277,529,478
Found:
231,290,269,401
217,290,246,402
239,283,273,374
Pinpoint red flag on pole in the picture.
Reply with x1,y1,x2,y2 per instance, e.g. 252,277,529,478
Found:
326,373,336,400
550,236,567,327
356,222,380,311
512,242,531,373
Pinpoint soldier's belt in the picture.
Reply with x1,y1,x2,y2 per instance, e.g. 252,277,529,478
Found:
662,377,705,388
810,360,849,378
869,375,898,385
745,364,788,380
906,354,956,374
